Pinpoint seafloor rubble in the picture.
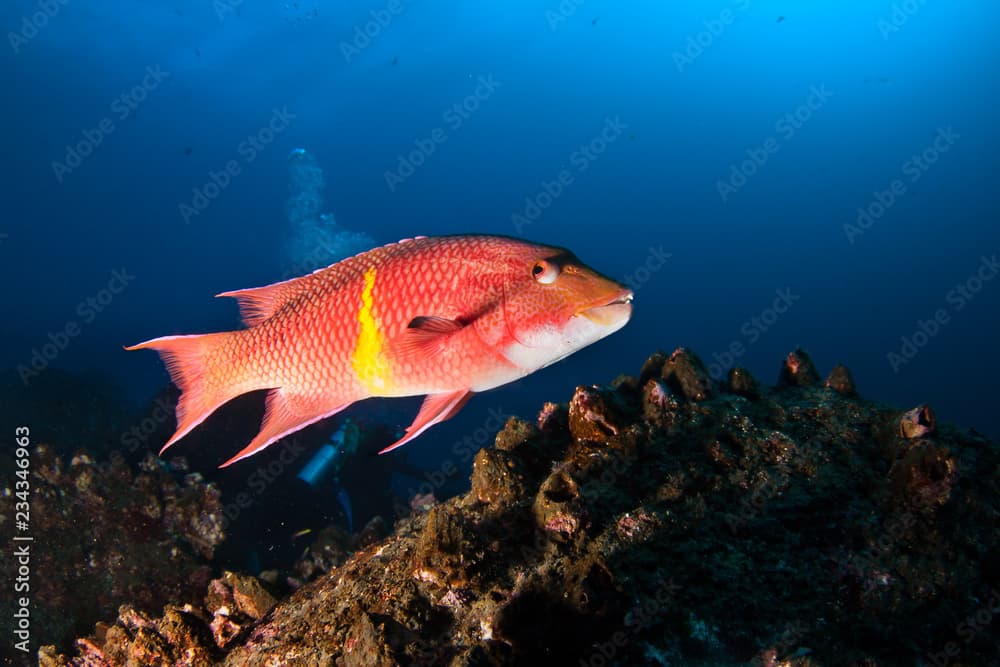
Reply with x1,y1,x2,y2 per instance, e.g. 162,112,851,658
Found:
0,447,224,662
33,348,1000,666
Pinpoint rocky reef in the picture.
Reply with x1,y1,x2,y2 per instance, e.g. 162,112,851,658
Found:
0,447,224,663
30,348,1000,665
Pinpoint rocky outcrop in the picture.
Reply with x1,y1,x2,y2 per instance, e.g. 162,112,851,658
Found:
37,349,1000,666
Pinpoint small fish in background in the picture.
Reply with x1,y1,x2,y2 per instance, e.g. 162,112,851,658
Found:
183,146,193,156
128,235,633,467
592,17,600,26
391,55,398,66
776,16,785,23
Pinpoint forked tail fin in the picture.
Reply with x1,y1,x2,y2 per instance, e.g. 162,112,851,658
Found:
125,332,239,454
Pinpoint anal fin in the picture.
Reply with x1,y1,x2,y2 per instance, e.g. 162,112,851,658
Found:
378,389,472,454
219,388,351,468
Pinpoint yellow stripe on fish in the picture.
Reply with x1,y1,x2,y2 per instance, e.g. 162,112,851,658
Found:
352,266,392,393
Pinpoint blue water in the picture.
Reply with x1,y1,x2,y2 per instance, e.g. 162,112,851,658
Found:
3,0,999,466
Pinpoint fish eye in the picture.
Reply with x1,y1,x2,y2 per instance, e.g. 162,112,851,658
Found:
532,259,560,284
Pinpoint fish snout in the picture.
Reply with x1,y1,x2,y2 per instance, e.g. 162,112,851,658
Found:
580,288,633,326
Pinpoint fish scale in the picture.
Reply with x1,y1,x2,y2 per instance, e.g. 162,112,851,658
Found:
127,235,632,466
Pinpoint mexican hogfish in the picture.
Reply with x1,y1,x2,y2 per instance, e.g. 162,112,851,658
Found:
127,235,633,467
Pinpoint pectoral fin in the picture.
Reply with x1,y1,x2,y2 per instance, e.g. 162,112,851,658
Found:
385,316,465,362
378,389,473,454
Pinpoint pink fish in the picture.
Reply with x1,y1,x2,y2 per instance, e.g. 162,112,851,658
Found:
127,235,632,466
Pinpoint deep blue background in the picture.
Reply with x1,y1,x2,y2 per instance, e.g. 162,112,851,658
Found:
3,0,999,474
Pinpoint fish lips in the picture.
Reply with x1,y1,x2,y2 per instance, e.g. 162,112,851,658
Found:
578,289,634,326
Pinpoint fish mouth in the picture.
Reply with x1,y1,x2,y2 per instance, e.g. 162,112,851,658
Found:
579,289,634,326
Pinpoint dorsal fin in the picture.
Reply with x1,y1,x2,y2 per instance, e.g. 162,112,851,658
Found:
216,258,353,326
218,236,431,326
217,277,305,326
